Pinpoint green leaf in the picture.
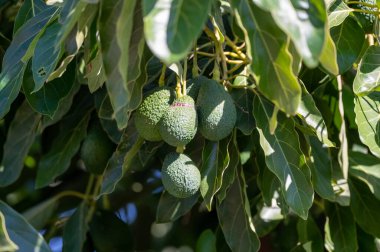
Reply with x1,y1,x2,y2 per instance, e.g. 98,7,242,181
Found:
253,95,314,219
252,0,327,68
13,0,48,33
23,62,76,117
22,197,58,230
0,62,27,119
328,0,352,28
350,178,380,237
99,0,147,129
330,17,365,74
142,0,212,64
31,22,62,92
0,212,18,252
297,83,334,147
200,137,230,211
156,191,199,223
309,137,336,201
252,202,282,237
319,32,339,76
325,204,358,252
98,134,144,197
86,50,106,93
354,92,380,157
35,99,92,188
230,89,255,135
349,152,380,200
196,229,217,252
0,201,51,252
0,101,41,186
353,46,380,95
62,204,88,252
297,217,324,252
232,0,301,115
217,169,260,252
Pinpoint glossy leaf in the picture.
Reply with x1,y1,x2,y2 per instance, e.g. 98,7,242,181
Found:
86,50,106,93
0,101,41,186
0,201,51,252
156,191,199,223
143,0,212,64
319,32,339,76
23,62,76,118
309,137,336,201
325,204,358,252
350,178,380,237
328,0,352,28
200,138,230,211
353,46,380,95
62,204,88,252
100,0,146,129
0,62,27,119
22,197,58,230
13,0,48,32
0,212,18,252
232,0,301,115
217,169,260,252
349,151,380,200
354,92,380,157
252,0,327,68
31,22,62,92
230,89,255,135
35,99,92,188
297,83,334,147
330,17,365,74
253,95,314,219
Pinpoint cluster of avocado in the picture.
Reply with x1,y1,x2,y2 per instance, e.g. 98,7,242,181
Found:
134,76,236,198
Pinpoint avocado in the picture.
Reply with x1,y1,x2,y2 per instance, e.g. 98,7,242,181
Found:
186,76,208,101
197,79,237,141
134,87,174,141
81,123,115,175
159,95,198,147
161,152,201,198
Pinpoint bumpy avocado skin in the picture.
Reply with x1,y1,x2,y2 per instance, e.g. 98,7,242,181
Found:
197,79,237,141
81,123,115,175
134,87,174,141
161,152,201,198
159,95,198,147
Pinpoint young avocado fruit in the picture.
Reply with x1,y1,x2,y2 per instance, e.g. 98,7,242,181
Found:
134,87,174,141
197,78,237,141
186,76,208,101
161,152,200,198
159,95,198,147
81,123,115,175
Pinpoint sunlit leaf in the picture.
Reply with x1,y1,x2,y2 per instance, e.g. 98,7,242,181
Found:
328,0,352,28
232,0,301,115
353,46,380,95
319,32,339,76
253,95,314,219
142,0,212,64
0,212,18,252
0,201,51,252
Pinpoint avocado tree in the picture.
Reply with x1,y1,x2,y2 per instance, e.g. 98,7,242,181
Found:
1,0,380,251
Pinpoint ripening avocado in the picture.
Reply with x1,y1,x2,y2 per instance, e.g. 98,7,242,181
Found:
197,78,237,141
159,95,197,147
134,87,174,141
81,123,115,175
186,76,208,101
161,152,200,198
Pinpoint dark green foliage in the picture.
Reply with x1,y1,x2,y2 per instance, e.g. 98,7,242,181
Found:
197,79,237,141
186,75,207,100
159,95,197,147
80,122,115,175
161,152,201,198
134,87,174,141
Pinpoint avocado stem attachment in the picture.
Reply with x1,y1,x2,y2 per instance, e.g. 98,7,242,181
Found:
176,145,185,153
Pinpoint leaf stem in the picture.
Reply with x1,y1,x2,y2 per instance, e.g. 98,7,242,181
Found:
182,60,187,96
196,51,216,57
225,36,247,61
352,9,379,15
346,1,378,8
192,42,199,77
122,136,145,173
159,64,167,87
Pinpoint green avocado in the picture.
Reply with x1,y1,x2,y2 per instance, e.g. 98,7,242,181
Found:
197,78,237,141
134,87,174,141
161,152,201,198
81,123,115,175
186,76,208,101
159,95,198,147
